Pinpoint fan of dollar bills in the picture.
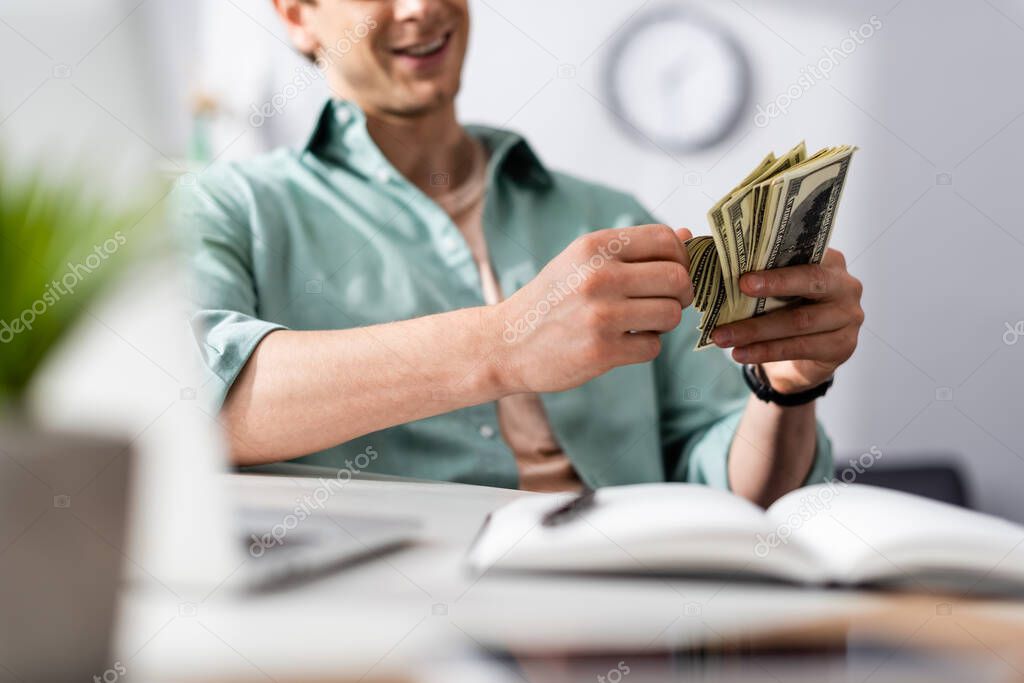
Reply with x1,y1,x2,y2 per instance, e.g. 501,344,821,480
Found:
685,142,857,350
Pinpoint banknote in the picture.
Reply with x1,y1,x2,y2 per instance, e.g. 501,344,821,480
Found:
686,143,857,350
753,150,853,317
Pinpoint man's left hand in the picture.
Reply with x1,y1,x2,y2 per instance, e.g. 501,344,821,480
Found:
711,249,864,395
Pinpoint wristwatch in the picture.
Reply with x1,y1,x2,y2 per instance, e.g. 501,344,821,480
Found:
742,364,833,407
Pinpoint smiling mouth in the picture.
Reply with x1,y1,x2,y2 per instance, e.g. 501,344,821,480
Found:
390,32,452,58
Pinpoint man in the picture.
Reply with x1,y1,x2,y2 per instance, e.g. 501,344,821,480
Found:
180,0,864,506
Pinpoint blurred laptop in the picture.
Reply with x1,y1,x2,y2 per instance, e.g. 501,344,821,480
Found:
235,496,419,591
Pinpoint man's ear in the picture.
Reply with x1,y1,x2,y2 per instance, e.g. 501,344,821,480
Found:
273,0,320,58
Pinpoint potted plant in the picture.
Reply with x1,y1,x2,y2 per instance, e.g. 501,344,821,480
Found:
0,159,148,409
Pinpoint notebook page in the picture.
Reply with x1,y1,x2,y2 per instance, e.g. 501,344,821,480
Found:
766,483,1024,585
468,483,823,582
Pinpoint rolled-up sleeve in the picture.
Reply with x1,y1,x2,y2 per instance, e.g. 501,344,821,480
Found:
173,167,287,410
678,403,835,489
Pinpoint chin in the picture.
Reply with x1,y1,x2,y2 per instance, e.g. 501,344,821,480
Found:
387,80,460,117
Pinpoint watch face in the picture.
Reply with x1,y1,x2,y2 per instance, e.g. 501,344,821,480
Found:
603,7,752,154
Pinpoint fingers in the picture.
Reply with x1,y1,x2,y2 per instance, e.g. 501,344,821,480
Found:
711,302,849,348
612,298,684,333
616,331,663,366
738,249,858,302
617,261,694,308
612,224,689,266
740,262,836,300
731,327,859,365
821,248,846,269
725,247,863,363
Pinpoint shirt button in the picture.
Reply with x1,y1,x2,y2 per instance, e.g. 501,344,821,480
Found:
441,234,460,252
336,108,352,125
375,167,391,184
478,424,496,439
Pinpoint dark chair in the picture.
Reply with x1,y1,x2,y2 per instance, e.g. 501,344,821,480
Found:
834,455,970,509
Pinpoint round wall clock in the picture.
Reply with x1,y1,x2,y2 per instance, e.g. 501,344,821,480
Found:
603,6,752,154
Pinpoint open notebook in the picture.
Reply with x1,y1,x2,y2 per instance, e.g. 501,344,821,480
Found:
467,483,1024,591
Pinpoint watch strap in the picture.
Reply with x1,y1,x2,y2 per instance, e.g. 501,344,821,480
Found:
742,364,833,407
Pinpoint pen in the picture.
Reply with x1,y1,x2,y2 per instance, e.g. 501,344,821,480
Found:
541,485,597,527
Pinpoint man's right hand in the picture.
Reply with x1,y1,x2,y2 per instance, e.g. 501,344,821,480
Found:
489,224,694,394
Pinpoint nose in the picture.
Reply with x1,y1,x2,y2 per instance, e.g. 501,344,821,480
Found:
393,0,431,21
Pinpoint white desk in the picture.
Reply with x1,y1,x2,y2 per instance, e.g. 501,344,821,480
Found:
115,473,1024,682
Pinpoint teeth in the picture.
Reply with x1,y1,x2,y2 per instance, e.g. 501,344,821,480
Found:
402,35,446,56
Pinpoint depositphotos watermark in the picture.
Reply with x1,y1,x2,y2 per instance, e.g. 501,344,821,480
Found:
0,231,127,344
753,446,883,558
754,16,883,128
597,661,630,683
249,16,378,128
93,661,126,683
502,231,632,343
1004,321,1023,345
248,446,379,557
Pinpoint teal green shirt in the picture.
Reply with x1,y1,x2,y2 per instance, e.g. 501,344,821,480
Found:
177,99,833,489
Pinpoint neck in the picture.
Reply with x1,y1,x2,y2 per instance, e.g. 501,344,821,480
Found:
360,100,476,196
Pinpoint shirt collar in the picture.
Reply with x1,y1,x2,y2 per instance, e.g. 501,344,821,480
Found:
303,99,553,190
